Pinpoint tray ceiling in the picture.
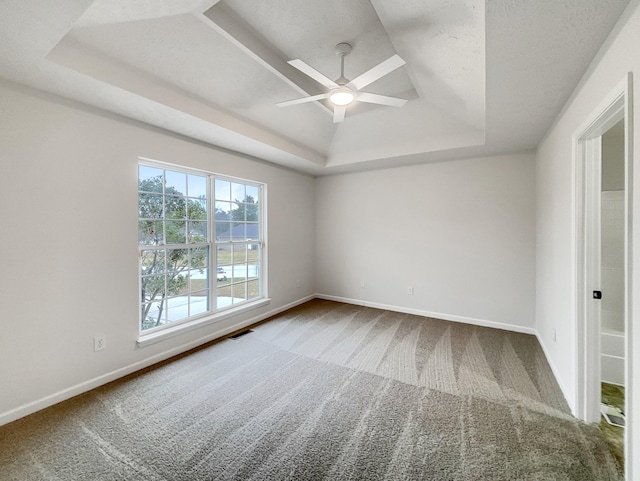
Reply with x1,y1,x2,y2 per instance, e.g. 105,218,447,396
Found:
0,0,631,175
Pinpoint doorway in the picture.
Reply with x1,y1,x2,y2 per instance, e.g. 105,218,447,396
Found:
575,73,632,477
599,119,626,468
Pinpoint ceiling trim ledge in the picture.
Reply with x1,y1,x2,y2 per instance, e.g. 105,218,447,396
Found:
200,2,332,116
46,37,328,168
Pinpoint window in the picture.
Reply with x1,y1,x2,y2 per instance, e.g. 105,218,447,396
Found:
214,179,262,310
138,161,264,333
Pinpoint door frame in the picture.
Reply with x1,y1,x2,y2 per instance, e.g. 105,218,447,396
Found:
573,72,633,470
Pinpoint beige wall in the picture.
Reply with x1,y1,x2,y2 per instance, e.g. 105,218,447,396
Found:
602,119,625,191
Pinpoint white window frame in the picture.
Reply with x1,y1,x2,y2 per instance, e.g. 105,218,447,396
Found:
137,159,268,346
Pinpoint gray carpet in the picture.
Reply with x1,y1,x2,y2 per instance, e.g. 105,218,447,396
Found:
0,300,621,480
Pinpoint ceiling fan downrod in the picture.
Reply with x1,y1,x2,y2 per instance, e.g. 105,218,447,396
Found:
334,42,352,85
329,43,356,106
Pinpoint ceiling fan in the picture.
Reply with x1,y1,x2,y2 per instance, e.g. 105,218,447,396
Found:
277,43,408,123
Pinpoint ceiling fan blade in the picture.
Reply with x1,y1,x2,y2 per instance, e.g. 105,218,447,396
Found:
347,54,406,91
356,92,408,107
276,92,330,107
288,59,339,90
333,106,346,123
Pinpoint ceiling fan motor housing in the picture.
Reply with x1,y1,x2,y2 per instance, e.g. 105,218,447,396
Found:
335,42,352,57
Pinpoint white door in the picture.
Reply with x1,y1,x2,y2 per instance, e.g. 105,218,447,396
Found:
575,76,630,425
574,75,632,481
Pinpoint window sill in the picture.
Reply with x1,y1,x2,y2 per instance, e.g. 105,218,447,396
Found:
137,298,271,348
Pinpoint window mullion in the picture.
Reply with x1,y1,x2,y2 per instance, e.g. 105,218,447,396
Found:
209,174,216,312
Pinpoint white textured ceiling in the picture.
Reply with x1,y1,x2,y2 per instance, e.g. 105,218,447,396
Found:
0,0,631,175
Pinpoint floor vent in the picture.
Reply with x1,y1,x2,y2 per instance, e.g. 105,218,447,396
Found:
229,329,253,339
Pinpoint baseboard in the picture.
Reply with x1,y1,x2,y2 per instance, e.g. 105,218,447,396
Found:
2,294,570,427
0,294,315,428
535,331,575,415
315,293,537,335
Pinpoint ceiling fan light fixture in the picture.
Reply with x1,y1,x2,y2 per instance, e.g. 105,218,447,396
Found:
329,87,355,106
279,43,407,121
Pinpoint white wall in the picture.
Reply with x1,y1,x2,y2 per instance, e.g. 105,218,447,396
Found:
601,120,626,335
316,153,536,331
0,80,316,424
601,190,626,386
601,190,625,333
536,0,640,477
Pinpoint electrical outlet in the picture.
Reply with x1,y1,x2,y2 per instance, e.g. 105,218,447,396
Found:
553,328,557,342
407,286,414,295
94,336,106,352
296,279,301,288
361,280,365,288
